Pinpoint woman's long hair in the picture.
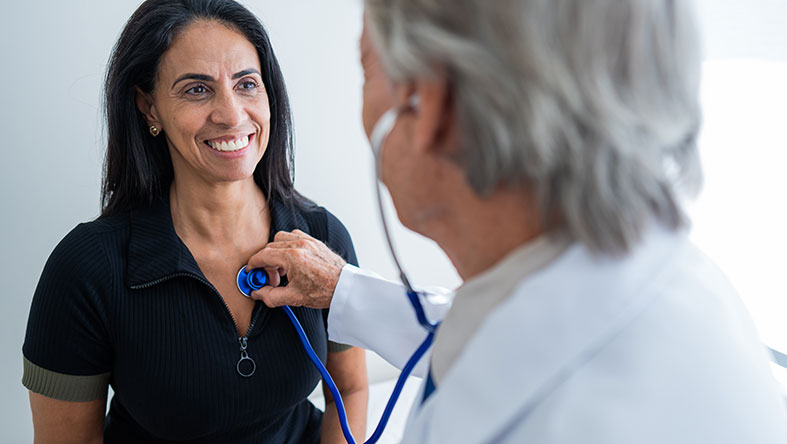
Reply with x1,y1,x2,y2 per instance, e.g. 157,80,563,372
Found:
102,0,302,216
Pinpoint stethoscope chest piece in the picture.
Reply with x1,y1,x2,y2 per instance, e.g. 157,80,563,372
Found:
236,266,269,297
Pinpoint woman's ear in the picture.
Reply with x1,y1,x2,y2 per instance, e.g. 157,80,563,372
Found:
135,87,161,128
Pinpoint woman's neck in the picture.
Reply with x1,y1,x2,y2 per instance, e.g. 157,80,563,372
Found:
169,176,269,248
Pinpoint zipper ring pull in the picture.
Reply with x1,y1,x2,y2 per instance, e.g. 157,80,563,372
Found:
237,337,256,377
237,355,256,377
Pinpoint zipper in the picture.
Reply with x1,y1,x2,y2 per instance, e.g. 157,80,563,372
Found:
131,272,264,377
237,305,263,378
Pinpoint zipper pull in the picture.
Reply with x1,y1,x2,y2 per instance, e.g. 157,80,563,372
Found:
236,336,256,377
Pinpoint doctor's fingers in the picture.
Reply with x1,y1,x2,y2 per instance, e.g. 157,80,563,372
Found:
272,229,313,243
263,239,315,251
263,239,342,268
262,266,283,287
250,272,334,309
251,285,303,308
246,248,294,276
265,234,329,255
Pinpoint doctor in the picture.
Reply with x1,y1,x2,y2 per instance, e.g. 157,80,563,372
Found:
249,0,787,442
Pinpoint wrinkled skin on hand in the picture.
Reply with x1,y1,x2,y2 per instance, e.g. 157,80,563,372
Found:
246,230,346,308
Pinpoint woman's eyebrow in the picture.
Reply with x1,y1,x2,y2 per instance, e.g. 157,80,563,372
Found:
232,68,260,79
171,69,261,88
171,73,213,88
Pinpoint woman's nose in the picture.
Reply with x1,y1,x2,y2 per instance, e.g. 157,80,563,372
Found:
210,90,245,128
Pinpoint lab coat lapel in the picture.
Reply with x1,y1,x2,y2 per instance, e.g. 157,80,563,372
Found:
403,227,685,443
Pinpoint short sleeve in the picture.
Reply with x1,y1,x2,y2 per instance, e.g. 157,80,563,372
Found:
319,209,358,352
22,223,113,401
324,210,359,268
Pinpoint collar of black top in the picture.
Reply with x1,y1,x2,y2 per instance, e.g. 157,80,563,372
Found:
126,194,305,289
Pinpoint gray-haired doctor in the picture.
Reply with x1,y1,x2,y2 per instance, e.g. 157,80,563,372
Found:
247,1,787,442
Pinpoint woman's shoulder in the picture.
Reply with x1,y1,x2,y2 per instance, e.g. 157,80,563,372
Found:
298,201,350,237
298,201,344,229
289,198,357,266
49,212,131,271
61,211,129,243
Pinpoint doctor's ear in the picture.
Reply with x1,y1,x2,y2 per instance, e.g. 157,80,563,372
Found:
135,87,162,130
408,77,456,158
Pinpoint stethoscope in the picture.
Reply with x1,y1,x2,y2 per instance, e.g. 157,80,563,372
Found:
237,95,439,444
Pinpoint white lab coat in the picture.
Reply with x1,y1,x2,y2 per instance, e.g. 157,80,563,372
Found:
327,226,787,443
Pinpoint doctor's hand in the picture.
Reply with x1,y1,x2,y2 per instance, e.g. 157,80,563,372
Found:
246,230,346,309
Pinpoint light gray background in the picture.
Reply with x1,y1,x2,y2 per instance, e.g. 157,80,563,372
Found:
1,1,785,442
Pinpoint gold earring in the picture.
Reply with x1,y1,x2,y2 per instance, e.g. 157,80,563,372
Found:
149,125,160,137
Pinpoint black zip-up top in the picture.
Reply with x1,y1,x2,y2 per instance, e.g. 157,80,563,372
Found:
22,196,357,443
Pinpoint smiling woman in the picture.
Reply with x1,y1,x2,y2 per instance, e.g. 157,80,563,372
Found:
21,1,367,443
135,21,271,187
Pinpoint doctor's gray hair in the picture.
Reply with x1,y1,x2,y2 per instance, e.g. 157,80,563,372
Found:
364,0,703,254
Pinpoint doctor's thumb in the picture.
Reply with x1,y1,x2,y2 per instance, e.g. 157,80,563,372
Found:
252,285,302,308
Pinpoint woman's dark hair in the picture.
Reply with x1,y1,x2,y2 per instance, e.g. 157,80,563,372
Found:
101,0,302,215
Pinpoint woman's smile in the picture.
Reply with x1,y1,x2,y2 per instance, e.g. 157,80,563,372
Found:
204,133,255,153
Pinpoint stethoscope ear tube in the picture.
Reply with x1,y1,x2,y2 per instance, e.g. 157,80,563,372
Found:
370,96,421,295
370,95,440,332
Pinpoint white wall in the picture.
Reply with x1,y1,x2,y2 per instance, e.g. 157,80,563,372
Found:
0,1,785,442
1,2,142,442
690,0,787,384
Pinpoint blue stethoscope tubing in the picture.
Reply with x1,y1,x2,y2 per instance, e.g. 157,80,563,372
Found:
283,303,435,444
238,96,437,443
237,266,436,444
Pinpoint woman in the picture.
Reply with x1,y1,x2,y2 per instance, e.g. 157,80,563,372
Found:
22,0,367,442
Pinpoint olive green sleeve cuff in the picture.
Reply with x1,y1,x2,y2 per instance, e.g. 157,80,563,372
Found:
22,356,110,402
327,340,353,353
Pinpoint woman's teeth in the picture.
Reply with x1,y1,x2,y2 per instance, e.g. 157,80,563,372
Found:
207,135,250,152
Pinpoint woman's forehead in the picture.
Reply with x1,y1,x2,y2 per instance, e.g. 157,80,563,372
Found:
158,20,261,80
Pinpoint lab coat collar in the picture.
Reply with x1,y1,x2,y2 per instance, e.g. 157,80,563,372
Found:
455,232,572,300
407,225,688,443
431,233,572,384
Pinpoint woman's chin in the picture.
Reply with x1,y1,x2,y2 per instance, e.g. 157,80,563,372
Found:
219,170,259,184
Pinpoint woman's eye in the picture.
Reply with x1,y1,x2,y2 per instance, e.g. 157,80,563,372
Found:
239,80,259,91
185,84,208,95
